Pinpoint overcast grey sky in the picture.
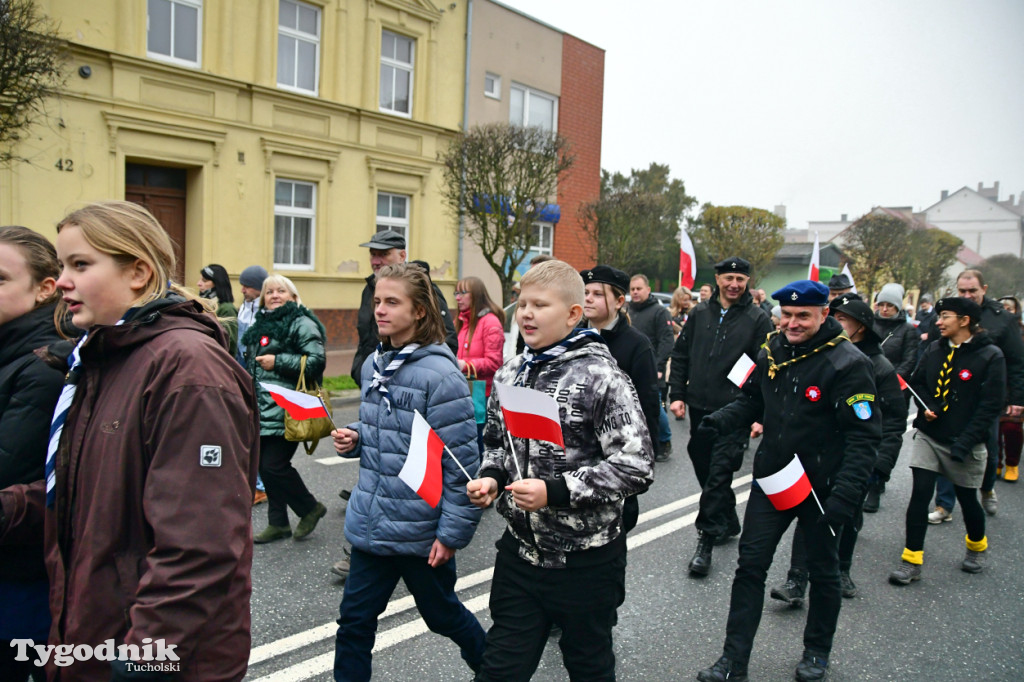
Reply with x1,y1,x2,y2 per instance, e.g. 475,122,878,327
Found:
506,0,1024,231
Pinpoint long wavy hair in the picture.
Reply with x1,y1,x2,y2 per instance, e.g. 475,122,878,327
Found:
453,276,505,342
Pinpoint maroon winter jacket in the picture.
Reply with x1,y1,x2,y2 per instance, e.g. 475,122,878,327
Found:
0,298,259,681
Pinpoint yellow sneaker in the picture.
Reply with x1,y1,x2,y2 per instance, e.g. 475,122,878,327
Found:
1005,465,1019,483
996,466,1002,478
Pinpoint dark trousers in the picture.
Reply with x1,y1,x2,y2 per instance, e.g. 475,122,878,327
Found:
334,548,485,682
906,468,985,552
689,407,746,537
935,417,999,509
475,548,626,682
999,420,1023,468
723,486,842,666
791,487,866,575
259,435,317,527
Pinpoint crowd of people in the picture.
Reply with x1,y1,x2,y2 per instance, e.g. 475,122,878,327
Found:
0,203,1021,681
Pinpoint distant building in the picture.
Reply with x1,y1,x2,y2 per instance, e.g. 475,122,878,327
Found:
923,182,1024,259
464,0,603,298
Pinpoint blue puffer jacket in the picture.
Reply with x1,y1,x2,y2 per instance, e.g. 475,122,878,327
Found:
342,343,483,556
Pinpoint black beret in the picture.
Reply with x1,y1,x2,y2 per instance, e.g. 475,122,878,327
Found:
773,280,829,307
827,273,853,291
935,297,983,324
580,265,630,293
714,257,751,275
829,293,880,342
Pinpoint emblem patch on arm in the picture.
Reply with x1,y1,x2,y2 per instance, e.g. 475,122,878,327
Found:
200,445,223,467
852,402,873,420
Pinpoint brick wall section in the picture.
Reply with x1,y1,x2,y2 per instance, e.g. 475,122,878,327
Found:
555,34,604,271
312,308,358,349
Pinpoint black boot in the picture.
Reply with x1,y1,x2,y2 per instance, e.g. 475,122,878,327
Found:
688,532,715,576
862,480,881,513
697,655,748,682
769,570,807,607
795,651,829,681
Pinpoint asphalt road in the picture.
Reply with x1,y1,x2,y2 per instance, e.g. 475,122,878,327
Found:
245,407,1024,681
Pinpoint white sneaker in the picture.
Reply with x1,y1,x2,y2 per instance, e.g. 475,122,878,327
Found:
928,506,953,524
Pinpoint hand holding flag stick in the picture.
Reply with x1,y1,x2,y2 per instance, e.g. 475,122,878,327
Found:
398,411,474,508
260,381,338,430
493,382,566,481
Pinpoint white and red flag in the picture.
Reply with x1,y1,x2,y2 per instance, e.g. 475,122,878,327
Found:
399,411,445,507
493,382,565,448
727,353,757,388
756,455,813,511
840,262,856,293
679,228,697,289
807,232,820,282
260,382,330,421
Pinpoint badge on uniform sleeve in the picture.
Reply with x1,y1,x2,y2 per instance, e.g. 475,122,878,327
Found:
852,402,872,420
805,386,822,402
260,336,270,347
959,369,972,381
200,445,222,467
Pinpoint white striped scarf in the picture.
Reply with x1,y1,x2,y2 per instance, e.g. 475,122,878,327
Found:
369,342,421,413
513,328,601,386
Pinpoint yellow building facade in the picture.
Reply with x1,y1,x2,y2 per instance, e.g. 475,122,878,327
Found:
0,0,467,344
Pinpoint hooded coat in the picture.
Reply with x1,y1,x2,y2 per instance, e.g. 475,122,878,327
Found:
0,297,259,681
873,309,920,378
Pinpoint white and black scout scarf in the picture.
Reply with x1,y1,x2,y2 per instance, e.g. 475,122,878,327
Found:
513,328,601,386
369,342,421,413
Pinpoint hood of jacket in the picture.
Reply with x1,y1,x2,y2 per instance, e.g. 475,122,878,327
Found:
240,300,327,349
873,308,910,328
0,302,62,367
629,295,659,313
709,287,755,310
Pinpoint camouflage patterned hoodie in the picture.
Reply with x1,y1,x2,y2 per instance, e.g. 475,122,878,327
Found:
479,337,654,568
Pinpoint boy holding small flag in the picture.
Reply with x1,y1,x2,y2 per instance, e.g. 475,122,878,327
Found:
467,260,654,681
695,280,879,682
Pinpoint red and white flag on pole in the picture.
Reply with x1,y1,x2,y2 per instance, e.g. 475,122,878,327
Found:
679,228,697,289
260,382,330,421
756,455,813,511
727,353,757,388
807,232,820,282
399,411,445,507
840,262,856,293
493,382,564,448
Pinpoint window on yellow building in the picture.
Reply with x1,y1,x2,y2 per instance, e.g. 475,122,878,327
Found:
510,84,558,133
380,30,415,116
274,179,316,269
147,0,202,67
376,192,410,243
278,0,320,95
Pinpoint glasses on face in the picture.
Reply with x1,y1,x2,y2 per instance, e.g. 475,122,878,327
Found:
454,290,469,296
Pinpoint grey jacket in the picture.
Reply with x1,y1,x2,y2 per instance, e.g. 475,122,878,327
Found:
479,338,654,568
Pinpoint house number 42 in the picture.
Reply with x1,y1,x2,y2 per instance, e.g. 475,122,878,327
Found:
55,158,74,171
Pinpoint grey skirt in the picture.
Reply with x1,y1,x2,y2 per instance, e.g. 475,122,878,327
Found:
910,430,986,488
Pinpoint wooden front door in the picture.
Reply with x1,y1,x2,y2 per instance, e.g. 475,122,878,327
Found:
125,163,187,283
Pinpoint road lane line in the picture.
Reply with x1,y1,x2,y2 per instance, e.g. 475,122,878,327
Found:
249,484,753,680
315,457,357,466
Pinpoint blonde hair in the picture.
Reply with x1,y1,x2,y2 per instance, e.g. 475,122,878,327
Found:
670,286,691,317
55,201,210,322
520,259,584,307
259,274,303,308
376,263,446,346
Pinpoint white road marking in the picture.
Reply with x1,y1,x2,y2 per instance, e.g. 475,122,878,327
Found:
315,457,357,466
248,479,753,680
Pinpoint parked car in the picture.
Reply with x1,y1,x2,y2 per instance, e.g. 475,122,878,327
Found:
651,292,672,307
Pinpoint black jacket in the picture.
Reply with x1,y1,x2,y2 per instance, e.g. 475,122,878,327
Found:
598,314,661,446
0,304,65,581
711,317,880,509
351,273,458,385
668,289,774,412
853,338,908,480
978,297,1024,406
628,296,674,376
910,333,1006,451
873,310,920,379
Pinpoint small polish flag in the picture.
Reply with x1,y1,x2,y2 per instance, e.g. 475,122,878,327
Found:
494,382,564,448
260,382,330,421
756,455,813,511
808,232,820,282
897,374,909,390
679,228,697,289
727,353,756,388
398,411,445,507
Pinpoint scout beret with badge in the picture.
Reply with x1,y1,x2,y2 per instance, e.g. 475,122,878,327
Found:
935,297,983,324
580,265,631,293
714,257,751,275
772,280,829,307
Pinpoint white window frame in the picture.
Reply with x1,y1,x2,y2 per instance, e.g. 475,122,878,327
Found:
532,222,554,256
376,192,411,243
510,83,558,133
273,178,317,270
484,72,501,99
147,0,203,68
277,0,321,96
380,30,415,117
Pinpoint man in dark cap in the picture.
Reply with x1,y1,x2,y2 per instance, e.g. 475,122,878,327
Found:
695,280,879,682
668,256,774,576
826,273,854,301
350,230,457,386
770,293,907,609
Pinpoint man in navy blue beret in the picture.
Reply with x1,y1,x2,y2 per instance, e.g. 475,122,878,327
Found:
696,280,880,682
